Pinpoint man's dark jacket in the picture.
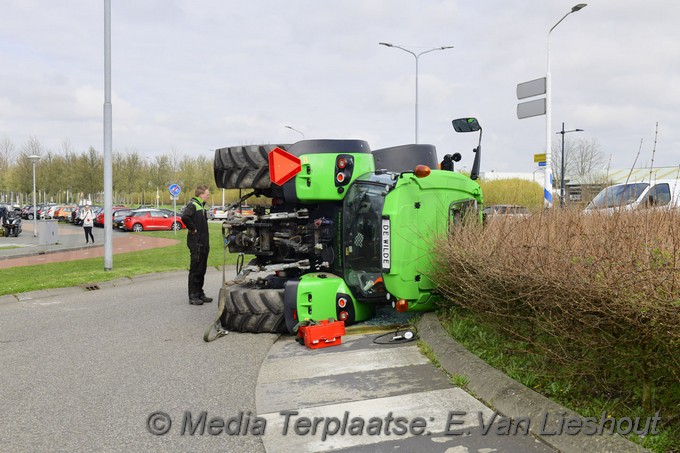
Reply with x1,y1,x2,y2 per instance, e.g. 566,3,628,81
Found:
181,197,209,244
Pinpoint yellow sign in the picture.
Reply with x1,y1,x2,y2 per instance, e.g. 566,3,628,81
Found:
534,153,546,163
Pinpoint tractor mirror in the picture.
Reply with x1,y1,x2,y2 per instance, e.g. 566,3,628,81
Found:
452,118,480,133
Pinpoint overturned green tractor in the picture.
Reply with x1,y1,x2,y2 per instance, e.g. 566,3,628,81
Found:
213,118,484,333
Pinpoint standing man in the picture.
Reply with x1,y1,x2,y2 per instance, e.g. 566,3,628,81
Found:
181,184,212,305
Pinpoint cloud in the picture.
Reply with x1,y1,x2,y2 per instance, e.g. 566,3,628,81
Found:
0,0,678,173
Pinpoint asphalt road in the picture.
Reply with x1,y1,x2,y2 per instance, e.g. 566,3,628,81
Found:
0,263,639,453
0,269,276,453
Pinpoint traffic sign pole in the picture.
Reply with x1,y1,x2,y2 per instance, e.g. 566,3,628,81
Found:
168,184,181,235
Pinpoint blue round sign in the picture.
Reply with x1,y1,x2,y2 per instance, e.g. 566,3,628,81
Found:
168,184,181,197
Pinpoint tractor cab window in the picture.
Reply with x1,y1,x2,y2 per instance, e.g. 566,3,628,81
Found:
342,182,387,299
449,199,478,232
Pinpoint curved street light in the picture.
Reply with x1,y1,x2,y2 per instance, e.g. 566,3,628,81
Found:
379,42,454,144
284,125,305,140
544,3,587,207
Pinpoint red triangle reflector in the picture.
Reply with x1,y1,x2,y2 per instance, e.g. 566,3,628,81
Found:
269,147,301,186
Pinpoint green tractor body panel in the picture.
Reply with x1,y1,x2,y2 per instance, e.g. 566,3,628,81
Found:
294,154,375,202
283,273,375,332
381,170,483,312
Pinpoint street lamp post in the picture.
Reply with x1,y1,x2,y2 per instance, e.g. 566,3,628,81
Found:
284,125,305,140
545,3,587,208
557,122,584,208
28,155,41,237
379,42,454,144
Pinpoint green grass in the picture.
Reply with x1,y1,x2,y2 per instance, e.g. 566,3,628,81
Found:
439,307,679,453
0,223,243,296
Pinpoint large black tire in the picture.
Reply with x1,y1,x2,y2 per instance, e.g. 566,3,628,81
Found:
213,140,371,190
219,284,286,333
214,144,289,190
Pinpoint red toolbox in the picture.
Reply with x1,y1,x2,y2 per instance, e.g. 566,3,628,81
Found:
297,319,345,349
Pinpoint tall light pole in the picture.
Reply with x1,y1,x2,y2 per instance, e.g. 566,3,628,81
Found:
103,0,113,270
379,42,454,144
28,155,41,237
545,3,587,208
557,122,584,208
284,125,305,140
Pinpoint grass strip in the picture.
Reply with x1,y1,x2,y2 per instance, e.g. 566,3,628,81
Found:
0,223,242,296
439,307,678,453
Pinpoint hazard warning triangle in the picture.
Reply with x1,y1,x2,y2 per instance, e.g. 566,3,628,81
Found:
268,147,301,186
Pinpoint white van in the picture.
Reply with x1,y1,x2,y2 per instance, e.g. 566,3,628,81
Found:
585,179,680,213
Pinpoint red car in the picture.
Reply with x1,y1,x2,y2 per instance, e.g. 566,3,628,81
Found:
123,209,185,232
95,206,129,227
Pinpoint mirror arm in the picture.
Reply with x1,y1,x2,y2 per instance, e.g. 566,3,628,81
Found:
469,127,482,181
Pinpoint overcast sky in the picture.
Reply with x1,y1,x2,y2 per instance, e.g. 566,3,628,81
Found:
1,0,679,174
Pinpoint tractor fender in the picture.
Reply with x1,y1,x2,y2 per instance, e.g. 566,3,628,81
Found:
283,273,374,333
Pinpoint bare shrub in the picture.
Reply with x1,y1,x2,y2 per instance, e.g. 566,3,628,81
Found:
432,207,680,410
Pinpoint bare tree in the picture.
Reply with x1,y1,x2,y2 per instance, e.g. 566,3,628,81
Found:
0,136,15,166
571,138,607,183
0,136,16,195
21,136,44,156
61,139,77,203
551,137,607,186
550,137,577,192
10,137,47,195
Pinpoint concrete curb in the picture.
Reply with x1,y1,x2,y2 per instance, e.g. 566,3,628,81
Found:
0,268,227,303
417,312,649,453
0,243,94,261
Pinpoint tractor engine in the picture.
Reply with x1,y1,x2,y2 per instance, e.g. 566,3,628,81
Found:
222,204,340,276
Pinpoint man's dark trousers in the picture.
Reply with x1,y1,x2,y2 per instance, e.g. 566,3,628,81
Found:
188,238,209,298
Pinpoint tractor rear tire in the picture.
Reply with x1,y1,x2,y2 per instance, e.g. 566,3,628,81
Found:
219,284,286,333
214,144,289,190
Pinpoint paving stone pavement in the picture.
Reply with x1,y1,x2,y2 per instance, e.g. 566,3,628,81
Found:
255,333,556,453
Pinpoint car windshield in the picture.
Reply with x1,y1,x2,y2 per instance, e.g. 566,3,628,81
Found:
342,181,387,299
588,183,648,209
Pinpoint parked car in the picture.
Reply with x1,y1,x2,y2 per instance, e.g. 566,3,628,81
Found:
95,207,129,227
112,209,134,230
44,205,60,220
21,205,43,220
123,209,185,232
160,208,181,216
208,204,255,220
482,204,530,222
55,205,79,221
585,179,680,213
208,205,227,220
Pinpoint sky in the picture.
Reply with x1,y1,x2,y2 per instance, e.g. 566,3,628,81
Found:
1,0,679,174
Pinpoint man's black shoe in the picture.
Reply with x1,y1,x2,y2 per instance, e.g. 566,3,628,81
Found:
199,294,213,303
189,294,204,305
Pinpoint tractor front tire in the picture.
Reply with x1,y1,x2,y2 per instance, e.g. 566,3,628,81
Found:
219,284,286,333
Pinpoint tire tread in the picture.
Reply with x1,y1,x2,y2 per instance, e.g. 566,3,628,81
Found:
214,144,288,190
219,284,286,333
